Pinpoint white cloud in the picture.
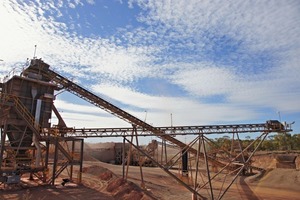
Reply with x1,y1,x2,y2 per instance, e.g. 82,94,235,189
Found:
127,0,300,114
0,0,156,84
170,62,237,96
86,0,95,5
130,0,300,48
54,99,109,115
68,3,76,9
90,83,259,126
168,60,300,113
53,111,129,128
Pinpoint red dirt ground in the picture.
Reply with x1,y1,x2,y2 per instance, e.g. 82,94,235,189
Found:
0,155,299,199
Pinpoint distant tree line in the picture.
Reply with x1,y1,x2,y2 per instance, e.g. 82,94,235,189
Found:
213,133,300,152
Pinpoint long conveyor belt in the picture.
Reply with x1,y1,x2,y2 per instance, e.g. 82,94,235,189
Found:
23,59,284,169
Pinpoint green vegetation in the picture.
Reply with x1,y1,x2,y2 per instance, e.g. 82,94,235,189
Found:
213,133,300,152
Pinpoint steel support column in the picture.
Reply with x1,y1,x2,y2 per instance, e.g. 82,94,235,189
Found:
52,138,59,185
122,137,125,179
124,137,206,199
78,139,84,184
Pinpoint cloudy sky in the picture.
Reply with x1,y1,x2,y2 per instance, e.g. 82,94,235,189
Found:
0,0,299,141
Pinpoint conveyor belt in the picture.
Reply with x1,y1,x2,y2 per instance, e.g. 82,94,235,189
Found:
23,59,287,169
61,122,284,138
24,59,229,167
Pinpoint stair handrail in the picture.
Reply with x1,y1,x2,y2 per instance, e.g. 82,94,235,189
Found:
10,95,43,138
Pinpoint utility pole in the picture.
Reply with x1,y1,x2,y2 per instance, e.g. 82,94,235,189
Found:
278,111,282,122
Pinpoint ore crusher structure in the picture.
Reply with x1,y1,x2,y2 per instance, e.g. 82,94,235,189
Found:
0,59,293,199
0,59,83,185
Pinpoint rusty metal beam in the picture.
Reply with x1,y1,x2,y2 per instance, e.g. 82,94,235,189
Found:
61,122,291,138
124,137,206,199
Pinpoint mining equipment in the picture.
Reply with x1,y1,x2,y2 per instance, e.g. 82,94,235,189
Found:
0,58,293,199
0,59,84,185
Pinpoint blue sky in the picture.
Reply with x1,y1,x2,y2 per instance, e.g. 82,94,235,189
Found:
0,0,299,142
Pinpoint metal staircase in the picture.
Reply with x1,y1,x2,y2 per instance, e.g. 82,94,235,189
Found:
11,95,42,138
0,94,43,170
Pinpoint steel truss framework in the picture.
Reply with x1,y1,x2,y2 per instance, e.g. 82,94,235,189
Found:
61,123,291,199
62,122,286,138
0,59,290,199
